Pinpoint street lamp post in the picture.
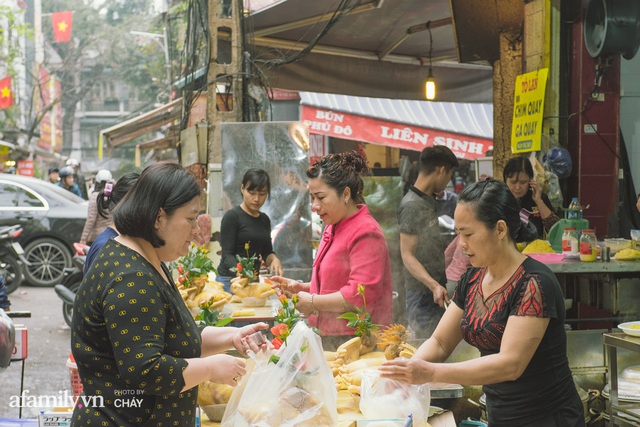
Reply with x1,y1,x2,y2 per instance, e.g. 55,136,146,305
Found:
130,28,171,94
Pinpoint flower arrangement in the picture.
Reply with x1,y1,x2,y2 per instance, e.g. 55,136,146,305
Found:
231,242,258,281
175,244,217,289
269,293,321,365
270,294,301,350
337,284,379,347
195,296,233,327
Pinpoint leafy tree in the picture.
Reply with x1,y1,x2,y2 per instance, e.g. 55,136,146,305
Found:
39,0,167,155
0,5,33,129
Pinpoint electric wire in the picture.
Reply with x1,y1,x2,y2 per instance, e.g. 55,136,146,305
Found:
254,0,363,67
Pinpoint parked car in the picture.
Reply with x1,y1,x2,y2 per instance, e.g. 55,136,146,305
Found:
0,174,87,287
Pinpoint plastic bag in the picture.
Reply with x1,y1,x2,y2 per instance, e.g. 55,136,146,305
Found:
544,169,563,212
221,322,338,427
529,153,548,193
359,369,430,426
543,147,572,179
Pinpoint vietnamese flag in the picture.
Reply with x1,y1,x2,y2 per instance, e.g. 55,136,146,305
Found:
52,11,73,43
0,77,13,109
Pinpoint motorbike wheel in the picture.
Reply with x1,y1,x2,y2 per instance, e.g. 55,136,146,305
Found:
24,238,72,287
62,279,81,328
0,256,23,295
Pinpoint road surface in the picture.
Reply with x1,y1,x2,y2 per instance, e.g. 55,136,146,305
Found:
0,286,71,420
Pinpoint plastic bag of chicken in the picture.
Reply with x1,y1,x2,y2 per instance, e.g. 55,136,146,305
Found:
221,322,337,427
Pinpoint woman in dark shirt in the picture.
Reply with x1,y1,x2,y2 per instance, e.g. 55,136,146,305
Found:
217,169,283,291
503,156,560,238
71,163,267,427
379,179,584,427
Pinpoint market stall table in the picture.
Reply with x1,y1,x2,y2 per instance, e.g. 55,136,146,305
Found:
222,299,279,325
545,258,640,329
603,332,640,426
201,387,461,427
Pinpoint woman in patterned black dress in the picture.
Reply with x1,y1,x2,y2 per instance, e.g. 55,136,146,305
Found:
71,162,268,427
380,179,584,427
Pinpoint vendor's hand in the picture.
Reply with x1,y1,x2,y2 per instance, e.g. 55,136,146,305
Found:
379,358,434,385
206,354,246,386
295,291,314,317
232,322,269,356
269,257,283,277
432,285,450,308
270,276,300,296
529,179,542,202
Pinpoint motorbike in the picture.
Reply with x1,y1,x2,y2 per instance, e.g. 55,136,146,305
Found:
54,242,88,327
0,224,29,295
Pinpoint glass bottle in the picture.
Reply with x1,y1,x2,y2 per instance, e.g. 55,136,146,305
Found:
562,227,579,257
579,229,597,262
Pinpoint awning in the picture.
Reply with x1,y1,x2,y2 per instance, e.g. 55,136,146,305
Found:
99,98,182,152
246,0,494,102
300,92,493,159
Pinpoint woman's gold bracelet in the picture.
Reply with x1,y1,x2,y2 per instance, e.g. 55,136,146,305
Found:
310,294,319,315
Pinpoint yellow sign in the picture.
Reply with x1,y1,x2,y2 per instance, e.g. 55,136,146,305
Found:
511,68,549,153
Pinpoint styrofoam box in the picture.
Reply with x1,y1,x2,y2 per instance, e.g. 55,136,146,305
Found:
356,419,406,427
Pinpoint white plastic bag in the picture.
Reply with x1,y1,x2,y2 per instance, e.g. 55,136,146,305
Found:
359,369,430,426
221,322,338,427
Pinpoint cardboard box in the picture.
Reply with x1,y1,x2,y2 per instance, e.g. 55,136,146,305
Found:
180,124,208,167
38,410,72,427
11,324,28,361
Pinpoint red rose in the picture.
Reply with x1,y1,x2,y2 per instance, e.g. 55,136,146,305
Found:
236,263,243,272
177,266,184,274
178,275,185,284
271,337,283,349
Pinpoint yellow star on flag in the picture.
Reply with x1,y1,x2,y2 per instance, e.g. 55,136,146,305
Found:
58,21,68,32
1,87,10,98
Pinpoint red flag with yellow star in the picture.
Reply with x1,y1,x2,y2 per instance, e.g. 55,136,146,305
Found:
0,77,13,109
52,11,73,43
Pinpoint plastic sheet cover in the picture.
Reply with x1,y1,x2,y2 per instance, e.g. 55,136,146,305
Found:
221,122,312,281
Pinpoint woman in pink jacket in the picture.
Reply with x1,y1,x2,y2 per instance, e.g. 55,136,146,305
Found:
271,151,393,349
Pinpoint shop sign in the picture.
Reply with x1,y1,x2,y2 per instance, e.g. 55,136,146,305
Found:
301,106,492,159
17,160,34,177
269,89,300,101
309,133,328,165
511,68,549,153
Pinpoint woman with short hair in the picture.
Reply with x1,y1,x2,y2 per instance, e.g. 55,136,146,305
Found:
71,162,267,426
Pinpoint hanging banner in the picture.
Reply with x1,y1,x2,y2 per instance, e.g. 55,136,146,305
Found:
511,68,549,153
37,67,63,153
301,106,492,159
